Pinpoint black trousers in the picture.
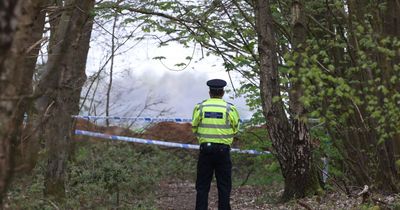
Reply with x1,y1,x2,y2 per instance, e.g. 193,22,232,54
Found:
195,143,232,210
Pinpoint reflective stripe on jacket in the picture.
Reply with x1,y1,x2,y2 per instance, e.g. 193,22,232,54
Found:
192,98,240,145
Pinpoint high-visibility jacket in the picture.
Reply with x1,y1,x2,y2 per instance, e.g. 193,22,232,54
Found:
192,98,240,145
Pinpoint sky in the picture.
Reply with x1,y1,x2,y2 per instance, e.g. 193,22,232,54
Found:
84,29,253,121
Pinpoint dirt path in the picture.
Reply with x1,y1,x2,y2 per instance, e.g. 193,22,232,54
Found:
155,179,271,210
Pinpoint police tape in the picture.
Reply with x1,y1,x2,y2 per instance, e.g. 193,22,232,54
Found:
74,129,270,155
72,115,249,123
73,115,193,122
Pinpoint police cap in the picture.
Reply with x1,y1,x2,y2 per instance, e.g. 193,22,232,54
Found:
207,79,227,90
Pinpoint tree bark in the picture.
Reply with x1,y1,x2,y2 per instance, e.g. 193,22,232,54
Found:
0,0,19,71
10,0,47,174
31,0,95,199
0,0,21,204
254,0,320,201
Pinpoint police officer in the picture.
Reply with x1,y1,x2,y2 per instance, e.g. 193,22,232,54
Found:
192,79,240,210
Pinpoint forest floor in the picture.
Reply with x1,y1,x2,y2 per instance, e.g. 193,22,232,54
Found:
155,178,400,209
5,120,400,209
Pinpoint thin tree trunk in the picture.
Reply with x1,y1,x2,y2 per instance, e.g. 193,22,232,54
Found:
254,0,320,201
394,134,400,158
106,13,118,127
0,0,21,204
31,0,95,199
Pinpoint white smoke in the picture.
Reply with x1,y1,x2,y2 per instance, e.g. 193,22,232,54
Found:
83,31,253,120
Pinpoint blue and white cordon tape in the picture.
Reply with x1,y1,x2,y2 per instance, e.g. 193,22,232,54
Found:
73,115,193,123
72,115,249,123
74,130,269,155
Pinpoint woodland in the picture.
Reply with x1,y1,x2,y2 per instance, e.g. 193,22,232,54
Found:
0,0,399,209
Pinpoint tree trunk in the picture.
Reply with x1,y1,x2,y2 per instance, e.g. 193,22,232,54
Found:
394,134,400,159
0,0,21,204
106,13,118,127
32,0,95,199
0,0,19,70
23,0,62,177
10,0,47,174
253,0,320,201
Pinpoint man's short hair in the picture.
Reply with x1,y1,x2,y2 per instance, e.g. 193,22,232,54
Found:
210,88,224,97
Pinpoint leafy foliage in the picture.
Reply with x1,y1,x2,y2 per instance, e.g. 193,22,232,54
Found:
282,0,400,189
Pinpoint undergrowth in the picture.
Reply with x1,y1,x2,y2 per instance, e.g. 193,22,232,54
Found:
5,127,282,209
6,141,198,209
8,126,398,209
